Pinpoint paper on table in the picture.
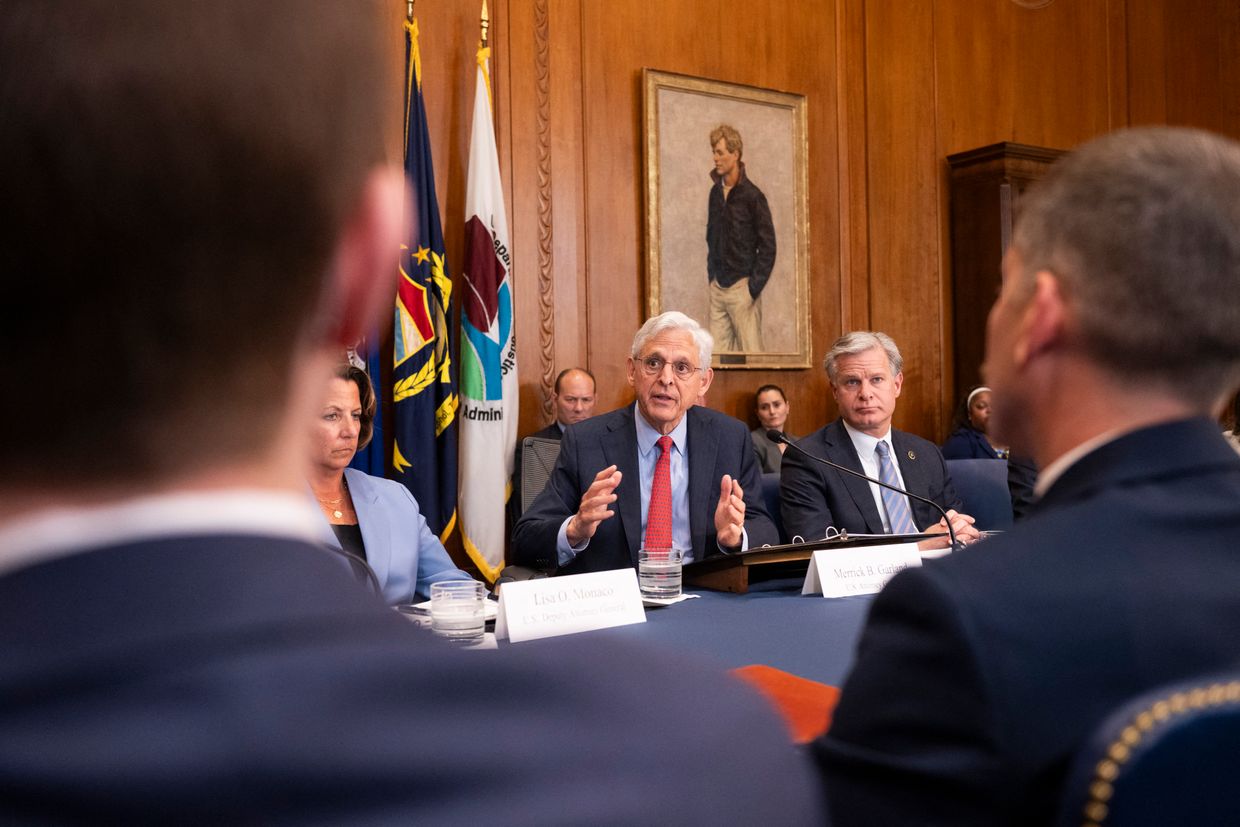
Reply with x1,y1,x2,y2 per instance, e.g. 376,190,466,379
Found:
642,592,701,608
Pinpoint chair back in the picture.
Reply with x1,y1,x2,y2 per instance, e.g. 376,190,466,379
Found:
944,458,1013,531
519,436,561,515
760,472,786,544
1057,672,1240,826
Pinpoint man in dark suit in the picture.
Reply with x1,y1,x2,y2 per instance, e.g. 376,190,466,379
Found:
513,312,778,574
508,367,595,523
816,127,1240,825
0,5,824,822
780,331,980,550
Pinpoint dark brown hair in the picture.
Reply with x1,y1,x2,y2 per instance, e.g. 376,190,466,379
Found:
754,384,787,405
0,1,396,483
336,364,378,451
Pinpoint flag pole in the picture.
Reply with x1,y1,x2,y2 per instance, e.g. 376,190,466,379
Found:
407,1,413,23
480,0,489,47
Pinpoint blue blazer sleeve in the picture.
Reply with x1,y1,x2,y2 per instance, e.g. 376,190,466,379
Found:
342,469,471,604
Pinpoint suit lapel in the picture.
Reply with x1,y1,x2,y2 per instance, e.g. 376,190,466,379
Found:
602,408,642,565
686,409,719,555
346,469,391,588
824,420,885,534
891,431,926,487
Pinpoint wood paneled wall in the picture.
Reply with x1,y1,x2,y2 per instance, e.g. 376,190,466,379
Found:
410,0,1240,444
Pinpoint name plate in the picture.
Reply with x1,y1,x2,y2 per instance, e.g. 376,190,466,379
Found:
495,569,646,642
802,543,922,598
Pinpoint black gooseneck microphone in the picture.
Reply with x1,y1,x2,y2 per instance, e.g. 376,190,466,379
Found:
766,429,959,551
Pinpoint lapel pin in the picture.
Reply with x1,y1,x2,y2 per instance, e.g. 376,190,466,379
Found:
907,450,916,460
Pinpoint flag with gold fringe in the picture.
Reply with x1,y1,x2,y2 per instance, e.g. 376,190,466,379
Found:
391,14,458,539
458,18,516,583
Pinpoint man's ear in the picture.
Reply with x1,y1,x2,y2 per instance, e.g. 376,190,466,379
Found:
699,366,715,397
1016,271,1067,367
319,166,407,348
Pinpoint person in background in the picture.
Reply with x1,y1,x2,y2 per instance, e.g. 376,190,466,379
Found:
942,386,1006,459
509,367,597,523
544,367,598,437
942,385,1038,520
751,384,797,474
310,363,472,605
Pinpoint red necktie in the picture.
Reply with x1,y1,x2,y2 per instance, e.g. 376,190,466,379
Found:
644,435,673,551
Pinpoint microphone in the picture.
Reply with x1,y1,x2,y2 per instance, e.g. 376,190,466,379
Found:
765,429,959,550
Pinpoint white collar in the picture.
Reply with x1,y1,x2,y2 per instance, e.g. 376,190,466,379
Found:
633,403,688,457
841,419,893,457
0,489,320,579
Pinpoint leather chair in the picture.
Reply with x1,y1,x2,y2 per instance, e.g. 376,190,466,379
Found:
944,458,1013,531
760,472,786,544
1057,672,1240,826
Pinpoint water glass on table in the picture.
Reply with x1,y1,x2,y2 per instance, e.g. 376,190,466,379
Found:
430,580,486,641
638,548,683,600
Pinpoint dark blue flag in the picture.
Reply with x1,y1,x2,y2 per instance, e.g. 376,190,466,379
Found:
392,16,458,539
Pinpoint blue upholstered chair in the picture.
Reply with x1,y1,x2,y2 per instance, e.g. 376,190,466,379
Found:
760,472,786,544
1057,672,1240,826
944,458,1013,531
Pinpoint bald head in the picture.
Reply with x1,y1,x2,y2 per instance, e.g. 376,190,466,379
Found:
553,368,597,427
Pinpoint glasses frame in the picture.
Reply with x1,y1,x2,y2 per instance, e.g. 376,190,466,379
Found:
638,355,705,380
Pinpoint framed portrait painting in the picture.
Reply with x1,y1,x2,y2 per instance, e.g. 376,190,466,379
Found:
643,69,810,369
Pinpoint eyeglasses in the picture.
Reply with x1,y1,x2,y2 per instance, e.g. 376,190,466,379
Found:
639,355,704,380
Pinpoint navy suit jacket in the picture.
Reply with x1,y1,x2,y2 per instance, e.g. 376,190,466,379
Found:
512,405,778,574
0,532,822,823
317,467,471,604
816,418,1240,825
780,418,960,540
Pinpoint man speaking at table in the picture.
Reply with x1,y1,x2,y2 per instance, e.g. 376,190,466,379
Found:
513,311,778,574
780,330,979,550
816,127,1240,825
0,4,823,821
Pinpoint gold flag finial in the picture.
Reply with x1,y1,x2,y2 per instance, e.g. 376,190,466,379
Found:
480,0,490,47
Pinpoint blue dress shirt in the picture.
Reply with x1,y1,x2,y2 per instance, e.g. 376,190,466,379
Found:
556,404,746,565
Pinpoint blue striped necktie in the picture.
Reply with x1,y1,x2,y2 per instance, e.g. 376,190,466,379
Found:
875,441,917,535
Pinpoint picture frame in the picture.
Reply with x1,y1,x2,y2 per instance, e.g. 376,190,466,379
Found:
643,69,810,369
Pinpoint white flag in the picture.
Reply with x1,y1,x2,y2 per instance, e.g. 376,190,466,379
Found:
459,41,517,583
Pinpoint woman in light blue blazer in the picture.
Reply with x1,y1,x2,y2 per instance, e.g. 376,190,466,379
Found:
308,363,472,605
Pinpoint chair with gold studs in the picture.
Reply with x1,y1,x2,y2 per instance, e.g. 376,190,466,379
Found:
1057,673,1240,826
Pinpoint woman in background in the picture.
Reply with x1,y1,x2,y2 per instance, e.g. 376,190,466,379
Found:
942,386,1007,460
308,363,472,604
751,384,797,474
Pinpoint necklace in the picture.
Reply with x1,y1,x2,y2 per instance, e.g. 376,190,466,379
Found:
316,479,350,520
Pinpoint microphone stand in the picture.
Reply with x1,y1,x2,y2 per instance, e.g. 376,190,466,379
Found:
766,429,960,551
